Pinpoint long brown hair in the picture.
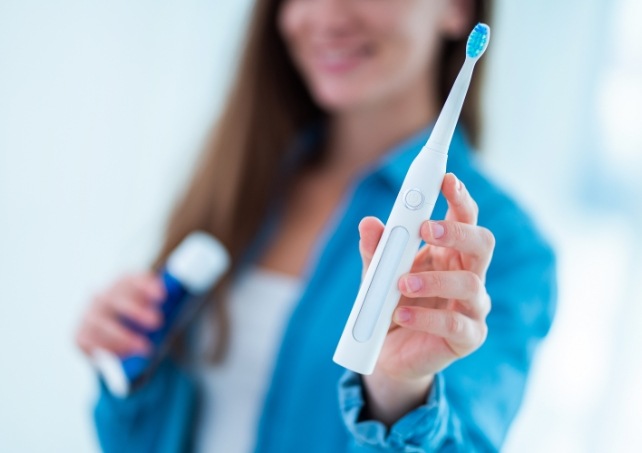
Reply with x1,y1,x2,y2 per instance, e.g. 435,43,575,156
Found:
154,0,492,361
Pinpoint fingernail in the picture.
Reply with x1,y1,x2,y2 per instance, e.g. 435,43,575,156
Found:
455,177,462,191
403,275,423,293
395,308,412,323
430,222,445,239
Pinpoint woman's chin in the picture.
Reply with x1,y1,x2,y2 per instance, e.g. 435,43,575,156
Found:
311,84,375,114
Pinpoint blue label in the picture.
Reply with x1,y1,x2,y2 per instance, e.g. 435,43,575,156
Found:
120,269,190,382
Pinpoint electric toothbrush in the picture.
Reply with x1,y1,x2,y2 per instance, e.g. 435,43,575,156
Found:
333,23,491,375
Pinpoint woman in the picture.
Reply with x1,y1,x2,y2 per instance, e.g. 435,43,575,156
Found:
76,0,556,451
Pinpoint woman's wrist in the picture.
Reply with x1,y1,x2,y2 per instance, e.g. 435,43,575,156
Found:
361,370,434,426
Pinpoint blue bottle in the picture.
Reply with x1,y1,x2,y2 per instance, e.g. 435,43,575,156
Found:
92,231,230,396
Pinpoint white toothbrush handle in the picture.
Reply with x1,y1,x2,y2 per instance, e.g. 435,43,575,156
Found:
333,149,448,375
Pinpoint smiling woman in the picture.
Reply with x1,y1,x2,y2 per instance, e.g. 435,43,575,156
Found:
279,0,453,111
73,0,557,452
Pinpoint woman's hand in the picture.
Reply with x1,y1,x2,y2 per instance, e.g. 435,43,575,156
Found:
75,273,166,359
358,173,495,425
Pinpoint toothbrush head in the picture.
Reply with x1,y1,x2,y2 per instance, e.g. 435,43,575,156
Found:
466,23,490,59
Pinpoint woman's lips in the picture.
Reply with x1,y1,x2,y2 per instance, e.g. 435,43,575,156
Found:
311,45,371,74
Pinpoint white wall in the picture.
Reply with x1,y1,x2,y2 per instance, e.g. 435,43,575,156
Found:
0,1,252,451
1,0,640,451
484,1,642,452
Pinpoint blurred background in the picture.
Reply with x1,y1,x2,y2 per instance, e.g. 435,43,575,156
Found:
1,0,640,451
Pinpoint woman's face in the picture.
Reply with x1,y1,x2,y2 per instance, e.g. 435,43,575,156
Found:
278,0,467,113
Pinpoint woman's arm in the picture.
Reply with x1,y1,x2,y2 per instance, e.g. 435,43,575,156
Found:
337,173,557,451
359,174,494,421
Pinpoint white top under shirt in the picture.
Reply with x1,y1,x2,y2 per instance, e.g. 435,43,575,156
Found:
194,265,303,453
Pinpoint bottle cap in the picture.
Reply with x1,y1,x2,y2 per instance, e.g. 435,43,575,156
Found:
166,231,230,294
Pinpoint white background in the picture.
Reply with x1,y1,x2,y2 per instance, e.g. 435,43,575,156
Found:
1,0,640,451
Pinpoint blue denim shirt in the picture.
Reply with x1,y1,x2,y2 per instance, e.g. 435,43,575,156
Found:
94,126,557,452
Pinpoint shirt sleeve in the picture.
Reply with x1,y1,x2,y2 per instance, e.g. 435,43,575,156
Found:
339,371,470,452
94,359,198,453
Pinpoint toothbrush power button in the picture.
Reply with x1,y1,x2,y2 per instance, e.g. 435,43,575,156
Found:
404,189,424,210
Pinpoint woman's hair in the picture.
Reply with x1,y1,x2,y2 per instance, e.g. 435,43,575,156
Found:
154,0,492,360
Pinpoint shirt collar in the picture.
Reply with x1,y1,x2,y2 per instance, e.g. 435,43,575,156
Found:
284,121,474,191
365,123,473,191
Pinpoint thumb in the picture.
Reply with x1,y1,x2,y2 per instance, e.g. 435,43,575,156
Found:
358,216,385,279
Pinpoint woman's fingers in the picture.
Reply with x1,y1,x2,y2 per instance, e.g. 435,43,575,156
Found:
442,173,478,225
107,294,164,331
96,280,164,330
116,272,166,304
358,216,385,276
79,310,151,357
75,272,164,359
420,220,495,275
393,306,487,355
398,270,491,319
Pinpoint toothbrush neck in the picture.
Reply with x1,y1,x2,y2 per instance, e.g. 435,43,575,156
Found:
427,58,476,153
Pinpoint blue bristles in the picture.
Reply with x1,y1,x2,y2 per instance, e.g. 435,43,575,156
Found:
466,23,490,59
